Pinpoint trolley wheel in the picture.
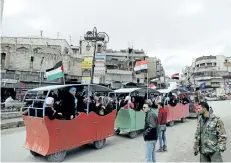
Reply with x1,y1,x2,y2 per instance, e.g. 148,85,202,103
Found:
94,139,106,149
181,117,186,123
47,150,66,162
114,129,120,135
128,131,138,139
168,121,174,127
30,150,41,157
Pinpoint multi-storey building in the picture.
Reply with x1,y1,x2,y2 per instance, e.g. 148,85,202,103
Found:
1,37,82,101
182,55,231,93
79,40,165,89
105,49,146,89
147,57,165,88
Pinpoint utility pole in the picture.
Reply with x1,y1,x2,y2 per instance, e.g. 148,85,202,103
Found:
57,32,59,39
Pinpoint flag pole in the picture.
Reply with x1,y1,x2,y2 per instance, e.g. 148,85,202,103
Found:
39,56,44,87
147,71,148,100
63,73,65,85
60,49,65,85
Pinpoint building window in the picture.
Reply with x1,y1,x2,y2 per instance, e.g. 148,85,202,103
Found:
1,53,6,69
15,74,20,80
33,48,41,53
207,63,212,67
64,47,69,54
200,63,205,67
27,75,39,81
16,47,29,54
30,56,34,69
4,73,14,79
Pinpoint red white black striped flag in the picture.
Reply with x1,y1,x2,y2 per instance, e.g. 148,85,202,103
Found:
171,73,179,80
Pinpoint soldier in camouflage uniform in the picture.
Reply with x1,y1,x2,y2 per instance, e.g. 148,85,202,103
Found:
194,102,227,162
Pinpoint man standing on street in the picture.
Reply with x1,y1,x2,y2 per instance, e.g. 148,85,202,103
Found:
194,102,227,162
142,102,158,163
156,102,167,152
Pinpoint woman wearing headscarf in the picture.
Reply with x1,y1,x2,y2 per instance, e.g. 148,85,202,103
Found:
123,96,134,109
96,97,105,115
61,87,77,120
44,97,63,120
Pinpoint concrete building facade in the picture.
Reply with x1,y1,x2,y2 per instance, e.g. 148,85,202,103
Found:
105,49,145,87
79,40,165,89
182,55,231,94
1,37,82,100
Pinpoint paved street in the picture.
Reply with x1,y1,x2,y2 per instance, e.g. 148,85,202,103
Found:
1,101,231,162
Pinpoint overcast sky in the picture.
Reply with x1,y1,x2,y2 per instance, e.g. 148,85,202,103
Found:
2,0,231,76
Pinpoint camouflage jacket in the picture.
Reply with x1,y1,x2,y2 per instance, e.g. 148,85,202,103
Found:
194,114,227,154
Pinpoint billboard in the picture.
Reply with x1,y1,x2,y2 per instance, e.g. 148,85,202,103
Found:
81,57,93,69
94,67,105,75
81,61,92,69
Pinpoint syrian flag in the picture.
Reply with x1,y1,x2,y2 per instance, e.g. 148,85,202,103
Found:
45,61,64,81
148,83,156,89
171,73,180,80
134,60,148,71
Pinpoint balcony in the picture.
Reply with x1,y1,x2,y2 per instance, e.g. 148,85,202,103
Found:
106,69,132,75
194,66,216,73
195,56,216,62
134,73,144,78
211,83,220,88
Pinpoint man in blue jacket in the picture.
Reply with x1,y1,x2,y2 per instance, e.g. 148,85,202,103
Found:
143,102,158,163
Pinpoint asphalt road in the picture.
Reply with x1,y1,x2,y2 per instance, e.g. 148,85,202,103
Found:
1,101,231,162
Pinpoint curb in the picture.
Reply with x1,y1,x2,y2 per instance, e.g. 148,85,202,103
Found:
1,112,22,120
1,120,25,130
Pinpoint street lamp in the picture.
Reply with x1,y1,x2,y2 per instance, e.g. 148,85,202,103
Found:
84,27,109,84
102,43,107,51
86,43,91,51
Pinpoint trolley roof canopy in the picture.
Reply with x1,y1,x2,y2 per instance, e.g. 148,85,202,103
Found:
114,87,160,94
158,88,189,94
28,84,113,93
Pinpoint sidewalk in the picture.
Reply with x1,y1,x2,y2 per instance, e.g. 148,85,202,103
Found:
1,111,22,120
1,117,24,130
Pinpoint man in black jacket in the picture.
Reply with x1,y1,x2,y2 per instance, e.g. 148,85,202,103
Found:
143,102,158,163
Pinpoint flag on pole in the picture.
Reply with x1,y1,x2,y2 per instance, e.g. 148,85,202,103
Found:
134,60,148,71
171,73,180,80
150,78,158,82
148,83,156,89
45,61,64,81
200,82,206,90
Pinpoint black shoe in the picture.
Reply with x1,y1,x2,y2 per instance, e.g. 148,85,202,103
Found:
163,146,167,151
156,149,164,152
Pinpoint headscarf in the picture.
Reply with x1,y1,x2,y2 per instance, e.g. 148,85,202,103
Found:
46,97,54,107
69,87,78,109
125,96,131,103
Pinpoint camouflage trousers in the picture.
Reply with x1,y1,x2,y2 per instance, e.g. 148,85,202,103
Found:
200,151,223,162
